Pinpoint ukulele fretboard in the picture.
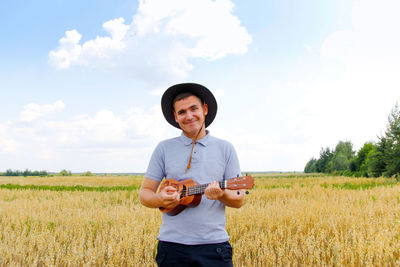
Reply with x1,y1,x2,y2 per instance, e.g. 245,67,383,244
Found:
187,181,226,196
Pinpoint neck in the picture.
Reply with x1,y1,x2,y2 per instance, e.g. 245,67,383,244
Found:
188,181,225,195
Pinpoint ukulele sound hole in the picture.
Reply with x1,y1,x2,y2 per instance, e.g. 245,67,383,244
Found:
180,185,187,198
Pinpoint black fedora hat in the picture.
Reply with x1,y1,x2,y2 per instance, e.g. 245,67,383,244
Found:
161,83,217,129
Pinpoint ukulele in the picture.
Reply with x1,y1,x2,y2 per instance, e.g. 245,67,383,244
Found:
159,175,254,216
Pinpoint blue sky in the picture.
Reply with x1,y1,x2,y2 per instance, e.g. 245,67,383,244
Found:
1,0,399,173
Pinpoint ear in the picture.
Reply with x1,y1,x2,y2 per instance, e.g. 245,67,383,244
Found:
173,111,178,122
203,103,208,116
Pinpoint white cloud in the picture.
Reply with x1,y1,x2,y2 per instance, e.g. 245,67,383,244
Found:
20,100,64,122
213,89,225,98
49,0,251,85
0,123,18,153
304,44,313,54
48,30,83,69
62,110,126,144
125,105,169,139
0,100,179,172
45,106,171,147
294,0,400,155
49,18,129,69
229,0,400,171
149,88,164,96
212,126,308,172
321,0,400,74
135,0,250,60
319,1,400,98
0,138,17,154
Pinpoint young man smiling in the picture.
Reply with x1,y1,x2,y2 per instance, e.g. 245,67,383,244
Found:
174,94,208,139
140,83,245,267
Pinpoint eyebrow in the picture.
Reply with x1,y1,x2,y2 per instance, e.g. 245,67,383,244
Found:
176,104,199,113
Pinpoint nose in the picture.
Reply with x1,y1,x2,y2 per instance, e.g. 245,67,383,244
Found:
186,111,194,120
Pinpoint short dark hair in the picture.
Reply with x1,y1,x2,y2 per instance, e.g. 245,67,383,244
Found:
173,92,204,110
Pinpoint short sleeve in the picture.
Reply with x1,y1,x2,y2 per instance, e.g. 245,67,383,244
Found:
145,142,165,182
223,143,242,180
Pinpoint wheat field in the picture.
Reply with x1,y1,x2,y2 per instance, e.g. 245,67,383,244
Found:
1,175,399,266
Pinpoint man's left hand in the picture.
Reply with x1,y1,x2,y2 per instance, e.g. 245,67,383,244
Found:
204,181,224,200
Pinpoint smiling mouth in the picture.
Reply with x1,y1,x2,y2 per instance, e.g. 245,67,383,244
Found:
185,120,198,125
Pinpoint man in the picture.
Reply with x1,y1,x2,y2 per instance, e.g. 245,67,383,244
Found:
140,83,245,267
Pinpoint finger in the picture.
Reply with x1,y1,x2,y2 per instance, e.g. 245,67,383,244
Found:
163,188,178,196
164,186,177,192
165,199,178,206
164,192,179,200
209,185,219,191
212,181,220,188
207,182,217,189
164,197,178,206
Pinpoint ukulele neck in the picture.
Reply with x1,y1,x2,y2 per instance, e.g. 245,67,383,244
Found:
188,181,226,196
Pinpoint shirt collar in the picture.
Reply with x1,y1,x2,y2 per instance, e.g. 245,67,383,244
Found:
180,130,210,147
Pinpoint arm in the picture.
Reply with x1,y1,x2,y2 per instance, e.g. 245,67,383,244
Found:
204,181,244,208
207,141,244,208
139,177,180,209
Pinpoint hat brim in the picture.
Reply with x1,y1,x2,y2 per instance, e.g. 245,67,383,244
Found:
161,83,217,129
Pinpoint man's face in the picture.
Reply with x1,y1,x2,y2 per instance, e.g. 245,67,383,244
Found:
173,95,208,138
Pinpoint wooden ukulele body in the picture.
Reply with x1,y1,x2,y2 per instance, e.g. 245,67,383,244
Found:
158,175,254,216
158,178,202,216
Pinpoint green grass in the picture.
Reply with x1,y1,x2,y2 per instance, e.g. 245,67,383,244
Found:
321,180,399,190
0,184,140,192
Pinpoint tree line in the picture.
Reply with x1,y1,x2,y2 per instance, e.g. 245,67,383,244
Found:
304,103,400,178
0,169,49,176
0,169,94,176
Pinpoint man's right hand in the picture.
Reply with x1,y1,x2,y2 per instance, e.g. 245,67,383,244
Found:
157,186,180,209
140,177,181,209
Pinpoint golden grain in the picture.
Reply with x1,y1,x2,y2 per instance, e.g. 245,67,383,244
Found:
0,176,399,266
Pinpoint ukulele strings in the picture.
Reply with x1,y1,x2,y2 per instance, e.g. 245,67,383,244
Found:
180,181,225,196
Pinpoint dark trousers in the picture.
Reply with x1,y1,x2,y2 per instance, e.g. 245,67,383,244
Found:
156,241,233,267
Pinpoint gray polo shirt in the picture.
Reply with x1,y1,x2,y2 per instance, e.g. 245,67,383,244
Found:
145,131,241,245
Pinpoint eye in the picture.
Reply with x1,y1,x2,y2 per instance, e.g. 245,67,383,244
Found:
178,110,185,115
